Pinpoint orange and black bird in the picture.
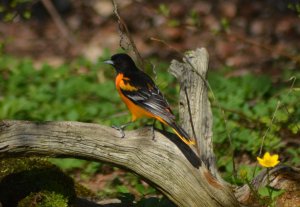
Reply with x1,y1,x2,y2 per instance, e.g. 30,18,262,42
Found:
104,53,195,145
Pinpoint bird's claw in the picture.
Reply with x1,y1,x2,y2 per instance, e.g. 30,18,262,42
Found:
112,125,126,138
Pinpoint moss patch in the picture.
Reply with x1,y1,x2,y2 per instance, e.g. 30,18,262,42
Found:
0,157,76,207
18,190,68,207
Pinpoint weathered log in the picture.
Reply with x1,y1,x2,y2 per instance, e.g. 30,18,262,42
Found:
0,120,238,207
0,48,239,206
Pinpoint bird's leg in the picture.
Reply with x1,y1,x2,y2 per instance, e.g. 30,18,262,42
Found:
151,119,157,141
112,121,132,138
160,122,166,132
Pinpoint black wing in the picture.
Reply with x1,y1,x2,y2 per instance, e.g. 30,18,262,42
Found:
120,71,176,123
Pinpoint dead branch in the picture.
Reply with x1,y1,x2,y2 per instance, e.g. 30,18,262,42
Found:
0,120,238,207
169,48,219,179
0,48,239,207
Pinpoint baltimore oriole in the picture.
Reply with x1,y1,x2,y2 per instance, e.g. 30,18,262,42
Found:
104,53,195,145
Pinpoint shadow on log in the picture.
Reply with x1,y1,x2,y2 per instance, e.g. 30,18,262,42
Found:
0,120,238,207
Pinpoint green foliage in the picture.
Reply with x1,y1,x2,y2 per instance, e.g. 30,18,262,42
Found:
209,72,299,169
286,147,300,166
220,17,230,32
0,0,33,21
0,54,168,201
253,186,284,207
257,186,284,200
187,9,201,27
0,55,126,126
158,4,170,17
116,185,130,194
209,74,300,147
156,3,181,28
1,53,299,204
288,2,300,17
49,158,101,176
135,183,156,195
167,19,180,27
238,165,285,206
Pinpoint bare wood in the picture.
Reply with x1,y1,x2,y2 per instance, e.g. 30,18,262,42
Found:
169,48,218,177
0,120,238,207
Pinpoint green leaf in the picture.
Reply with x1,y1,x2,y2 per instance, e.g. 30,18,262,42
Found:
117,185,129,193
258,186,270,197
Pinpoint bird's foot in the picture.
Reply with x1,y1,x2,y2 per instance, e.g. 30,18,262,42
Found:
151,125,156,142
112,125,126,138
151,120,157,142
112,122,132,138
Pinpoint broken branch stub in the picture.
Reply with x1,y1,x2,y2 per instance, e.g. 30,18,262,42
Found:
169,48,218,177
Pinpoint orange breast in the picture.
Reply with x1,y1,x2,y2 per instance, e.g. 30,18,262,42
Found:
115,73,156,121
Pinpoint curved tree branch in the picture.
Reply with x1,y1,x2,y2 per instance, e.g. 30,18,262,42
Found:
0,120,238,207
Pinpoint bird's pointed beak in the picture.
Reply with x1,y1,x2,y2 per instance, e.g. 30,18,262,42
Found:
104,60,114,65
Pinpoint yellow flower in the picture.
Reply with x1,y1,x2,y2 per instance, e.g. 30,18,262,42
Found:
257,152,280,168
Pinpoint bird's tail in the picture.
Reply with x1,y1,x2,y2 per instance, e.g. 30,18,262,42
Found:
169,122,195,145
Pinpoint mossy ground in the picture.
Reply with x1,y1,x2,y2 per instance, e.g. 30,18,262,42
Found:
18,191,68,207
0,157,95,207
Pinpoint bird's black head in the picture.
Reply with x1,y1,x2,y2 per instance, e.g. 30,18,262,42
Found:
104,53,138,73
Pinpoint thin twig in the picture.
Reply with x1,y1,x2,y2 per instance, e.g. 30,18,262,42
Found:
252,101,281,178
258,101,281,157
150,37,208,84
41,0,74,45
220,109,237,178
257,77,297,157
184,87,199,154
111,0,144,69
253,77,297,178
150,38,218,103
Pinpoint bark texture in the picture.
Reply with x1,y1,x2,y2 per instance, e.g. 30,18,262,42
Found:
0,120,238,207
169,48,217,177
